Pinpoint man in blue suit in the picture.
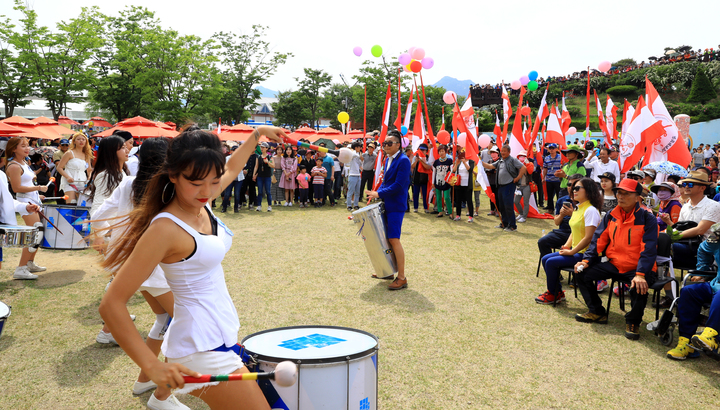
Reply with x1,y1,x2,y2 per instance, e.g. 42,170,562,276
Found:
366,130,411,290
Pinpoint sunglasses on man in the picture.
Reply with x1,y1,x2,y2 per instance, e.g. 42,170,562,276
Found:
680,182,696,188
382,141,398,147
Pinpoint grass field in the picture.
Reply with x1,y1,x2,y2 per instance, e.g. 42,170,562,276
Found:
1,196,719,409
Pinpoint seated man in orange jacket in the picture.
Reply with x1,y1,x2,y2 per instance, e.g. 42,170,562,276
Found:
574,178,658,340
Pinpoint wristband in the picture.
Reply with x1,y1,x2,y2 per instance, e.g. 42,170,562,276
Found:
635,272,645,277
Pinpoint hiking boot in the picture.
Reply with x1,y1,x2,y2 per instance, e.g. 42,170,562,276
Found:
667,337,700,360
535,290,565,305
575,311,608,324
625,323,641,340
691,327,719,353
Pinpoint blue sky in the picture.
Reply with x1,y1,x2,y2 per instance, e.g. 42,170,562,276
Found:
4,0,718,92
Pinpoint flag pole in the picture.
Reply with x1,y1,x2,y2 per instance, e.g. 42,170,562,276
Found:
363,84,367,152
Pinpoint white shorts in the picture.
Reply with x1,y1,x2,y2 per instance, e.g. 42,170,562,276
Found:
137,285,171,298
167,350,244,394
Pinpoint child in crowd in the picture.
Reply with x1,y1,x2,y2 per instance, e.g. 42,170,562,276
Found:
296,165,310,208
311,158,327,208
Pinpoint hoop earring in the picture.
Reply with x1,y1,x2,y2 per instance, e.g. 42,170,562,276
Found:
162,182,175,204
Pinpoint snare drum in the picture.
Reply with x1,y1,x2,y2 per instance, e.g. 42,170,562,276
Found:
243,326,378,410
0,302,10,339
41,204,91,250
352,203,397,279
0,225,40,248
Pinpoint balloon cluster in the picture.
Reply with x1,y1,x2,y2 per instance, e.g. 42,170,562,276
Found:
353,45,384,58
511,70,540,91
398,47,434,73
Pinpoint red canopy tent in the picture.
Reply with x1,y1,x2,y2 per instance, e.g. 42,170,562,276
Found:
286,126,317,141
0,122,31,137
31,116,75,137
213,123,254,141
93,116,178,138
0,116,58,139
82,116,113,129
58,116,81,126
308,127,342,143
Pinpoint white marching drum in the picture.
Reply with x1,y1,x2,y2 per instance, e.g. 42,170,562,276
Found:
352,203,397,279
41,204,91,250
0,225,41,248
243,326,379,410
0,302,10,339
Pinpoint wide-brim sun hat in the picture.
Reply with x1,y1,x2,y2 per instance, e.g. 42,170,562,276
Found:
561,144,587,158
679,170,711,186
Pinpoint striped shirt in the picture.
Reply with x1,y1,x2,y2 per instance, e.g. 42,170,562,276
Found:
311,166,326,184
543,154,562,182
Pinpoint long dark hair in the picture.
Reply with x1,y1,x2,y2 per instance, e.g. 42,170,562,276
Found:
88,136,128,202
577,177,603,210
102,125,225,271
132,138,170,206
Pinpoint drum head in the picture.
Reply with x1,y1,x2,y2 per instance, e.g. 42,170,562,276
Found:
351,202,383,216
242,326,378,364
0,302,10,318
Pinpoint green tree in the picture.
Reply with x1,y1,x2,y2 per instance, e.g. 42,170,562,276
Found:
296,68,332,129
272,90,306,129
320,83,351,130
613,58,637,67
686,65,717,104
214,26,292,124
0,13,34,117
348,60,407,132
15,3,103,120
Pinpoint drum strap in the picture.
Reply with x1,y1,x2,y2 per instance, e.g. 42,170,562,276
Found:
212,343,254,365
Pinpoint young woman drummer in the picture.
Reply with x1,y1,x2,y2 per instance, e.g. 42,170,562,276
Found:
99,125,286,409
5,137,47,279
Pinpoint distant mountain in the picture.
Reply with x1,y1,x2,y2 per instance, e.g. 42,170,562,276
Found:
432,76,474,96
254,86,278,98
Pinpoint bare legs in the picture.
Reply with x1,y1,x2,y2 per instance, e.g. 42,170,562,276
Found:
388,238,405,281
19,213,40,267
189,366,270,410
138,291,175,401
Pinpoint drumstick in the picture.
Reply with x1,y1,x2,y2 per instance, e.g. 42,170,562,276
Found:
37,209,63,235
280,135,339,156
42,195,70,201
182,361,297,387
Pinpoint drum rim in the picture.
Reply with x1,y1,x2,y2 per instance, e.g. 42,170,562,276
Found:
0,301,10,318
241,325,378,364
351,202,384,215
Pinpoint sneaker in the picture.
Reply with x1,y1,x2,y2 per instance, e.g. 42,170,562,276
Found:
495,224,505,229
453,216,461,221
467,217,473,223
575,311,608,324
96,330,118,345
613,284,630,296
517,217,526,223
353,206,359,210
255,206,261,212
436,213,445,218
26,260,46,272
267,206,272,212
596,280,609,292
13,266,38,280
503,227,516,232
691,327,719,353
347,206,353,211
233,208,239,213
289,202,293,206
413,209,418,213
625,323,641,340
220,207,227,213
147,392,190,410
535,290,565,305
132,380,157,395
667,337,700,360
487,211,495,216
473,212,479,217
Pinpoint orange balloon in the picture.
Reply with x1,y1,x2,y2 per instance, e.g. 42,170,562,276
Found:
520,106,531,116
437,130,450,145
410,60,422,73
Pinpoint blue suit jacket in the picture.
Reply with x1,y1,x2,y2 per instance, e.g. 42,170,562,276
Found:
378,151,411,213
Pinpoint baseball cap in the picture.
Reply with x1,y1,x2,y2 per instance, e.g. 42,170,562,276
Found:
613,178,643,195
60,139,70,145
260,142,269,148
546,143,558,149
598,172,616,181
626,170,645,180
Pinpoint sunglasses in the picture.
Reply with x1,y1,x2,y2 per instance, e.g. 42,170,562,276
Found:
382,141,397,147
572,186,583,192
680,182,695,188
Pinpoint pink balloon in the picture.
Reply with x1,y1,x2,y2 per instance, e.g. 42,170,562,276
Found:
568,127,577,134
332,139,340,144
510,80,521,90
478,134,491,149
411,47,425,60
443,91,457,105
457,132,467,147
402,137,409,148
399,53,411,65
403,64,411,73
421,57,434,69
598,61,611,72
408,46,416,56
353,46,362,57
520,75,530,86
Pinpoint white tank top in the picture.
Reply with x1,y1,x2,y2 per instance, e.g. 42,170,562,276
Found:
150,208,237,358
12,161,41,204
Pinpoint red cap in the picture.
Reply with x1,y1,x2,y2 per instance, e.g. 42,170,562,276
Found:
614,178,643,195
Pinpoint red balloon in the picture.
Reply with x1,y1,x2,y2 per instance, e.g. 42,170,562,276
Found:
437,130,450,144
410,60,422,73
520,106,531,116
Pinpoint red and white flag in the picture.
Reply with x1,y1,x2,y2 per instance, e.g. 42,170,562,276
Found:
493,110,501,140
509,87,527,158
402,86,414,130
373,81,393,190
621,99,634,137
500,84,512,146
545,104,567,149
412,89,424,153
594,89,607,143
645,77,692,168
452,99,480,163
530,84,550,145
605,95,618,147
620,96,664,173
461,93,478,140
561,93,571,135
